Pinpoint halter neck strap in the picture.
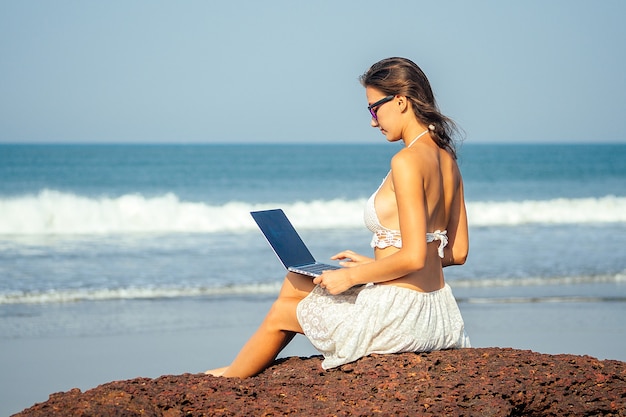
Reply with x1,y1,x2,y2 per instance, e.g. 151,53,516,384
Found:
406,128,430,148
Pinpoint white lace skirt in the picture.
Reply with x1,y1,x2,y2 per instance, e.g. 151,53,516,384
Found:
296,283,470,369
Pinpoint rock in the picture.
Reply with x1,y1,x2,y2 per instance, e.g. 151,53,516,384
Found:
13,348,626,416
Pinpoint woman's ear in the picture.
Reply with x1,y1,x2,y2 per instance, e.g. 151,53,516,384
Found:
397,95,410,113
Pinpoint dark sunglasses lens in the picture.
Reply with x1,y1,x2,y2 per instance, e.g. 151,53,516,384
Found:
369,96,389,120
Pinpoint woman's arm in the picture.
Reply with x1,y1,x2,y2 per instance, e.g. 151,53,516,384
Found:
441,173,469,267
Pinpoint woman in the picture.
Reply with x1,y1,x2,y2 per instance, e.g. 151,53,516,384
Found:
206,57,470,377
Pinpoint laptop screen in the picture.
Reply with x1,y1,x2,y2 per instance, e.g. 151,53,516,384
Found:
251,209,316,268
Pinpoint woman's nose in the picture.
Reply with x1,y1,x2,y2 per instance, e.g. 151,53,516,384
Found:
370,117,379,127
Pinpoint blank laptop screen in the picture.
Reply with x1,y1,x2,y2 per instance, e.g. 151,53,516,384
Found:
251,209,316,268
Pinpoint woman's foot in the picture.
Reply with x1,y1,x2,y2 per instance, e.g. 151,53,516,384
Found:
204,366,228,377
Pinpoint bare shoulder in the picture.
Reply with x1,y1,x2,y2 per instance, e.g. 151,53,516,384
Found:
391,142,437,175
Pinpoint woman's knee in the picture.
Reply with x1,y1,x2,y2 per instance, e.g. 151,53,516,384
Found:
264,297,302,333
278,272,316,298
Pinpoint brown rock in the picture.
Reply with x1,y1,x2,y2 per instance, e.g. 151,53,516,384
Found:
13,348,626,416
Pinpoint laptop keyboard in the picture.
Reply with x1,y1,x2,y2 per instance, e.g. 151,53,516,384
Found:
290,263,340,276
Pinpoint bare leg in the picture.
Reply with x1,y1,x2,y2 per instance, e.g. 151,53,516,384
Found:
205,272,316,378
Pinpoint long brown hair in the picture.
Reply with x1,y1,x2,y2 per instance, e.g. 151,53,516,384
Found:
360,57,460,159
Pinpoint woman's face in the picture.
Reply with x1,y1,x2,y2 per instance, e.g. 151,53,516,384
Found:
365,86,402,142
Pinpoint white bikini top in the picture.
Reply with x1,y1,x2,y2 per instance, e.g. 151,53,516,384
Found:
364,174,448,258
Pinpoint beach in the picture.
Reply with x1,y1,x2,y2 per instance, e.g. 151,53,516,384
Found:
2,290,626,416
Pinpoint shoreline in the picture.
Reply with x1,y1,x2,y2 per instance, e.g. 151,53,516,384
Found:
2,295,626,416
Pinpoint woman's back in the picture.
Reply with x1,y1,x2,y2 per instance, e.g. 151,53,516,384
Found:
372,135,467,292
384,137,462,236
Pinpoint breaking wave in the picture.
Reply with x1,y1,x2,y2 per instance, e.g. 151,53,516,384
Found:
0,190,625,235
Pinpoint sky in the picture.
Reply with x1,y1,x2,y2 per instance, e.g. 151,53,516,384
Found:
1,1,625,144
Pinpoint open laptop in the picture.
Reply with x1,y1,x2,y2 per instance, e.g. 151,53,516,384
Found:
251,209,341,277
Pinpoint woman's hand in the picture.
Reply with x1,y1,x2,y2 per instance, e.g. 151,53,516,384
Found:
312,250,373,295
330,250,374,268
313,268,353,295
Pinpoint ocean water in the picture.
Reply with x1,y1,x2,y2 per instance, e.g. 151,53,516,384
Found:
0,143,625,339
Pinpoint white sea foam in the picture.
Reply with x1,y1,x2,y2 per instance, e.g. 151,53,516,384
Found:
1,272,623,305
0,190,625,235
0,283,283,305
451,272,626,288
467,196,626,226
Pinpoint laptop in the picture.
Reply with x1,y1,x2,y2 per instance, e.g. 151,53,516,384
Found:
251,209,341,277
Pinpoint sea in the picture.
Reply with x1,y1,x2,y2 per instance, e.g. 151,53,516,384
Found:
1,142,625,343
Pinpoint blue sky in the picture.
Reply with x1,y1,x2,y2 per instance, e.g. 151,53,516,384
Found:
1,1,625,144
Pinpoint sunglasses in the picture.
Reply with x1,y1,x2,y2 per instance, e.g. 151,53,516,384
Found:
367,95,395,120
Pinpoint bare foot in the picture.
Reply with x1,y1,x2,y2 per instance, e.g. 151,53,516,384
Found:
204,366,228,376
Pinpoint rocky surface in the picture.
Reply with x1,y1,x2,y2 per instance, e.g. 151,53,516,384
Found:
14,348,626,416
